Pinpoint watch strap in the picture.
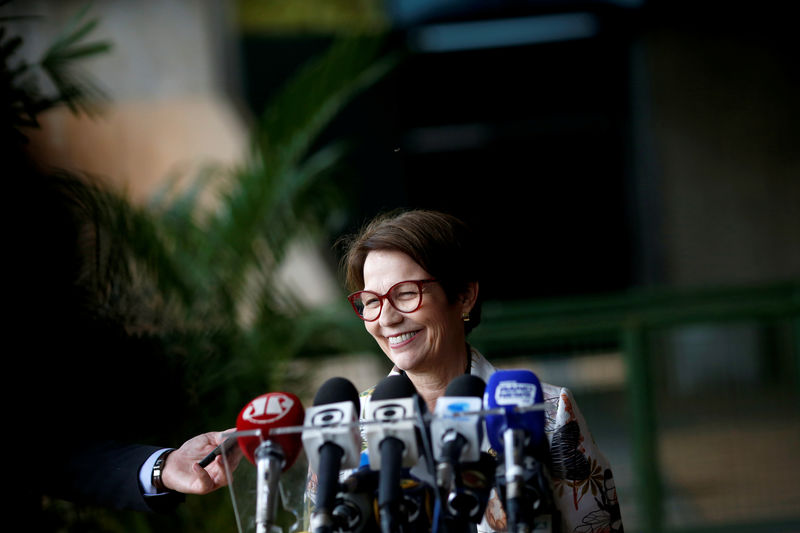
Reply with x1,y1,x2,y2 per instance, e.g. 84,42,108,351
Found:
152,449,174,493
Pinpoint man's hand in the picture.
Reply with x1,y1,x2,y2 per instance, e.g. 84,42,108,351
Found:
161,429,242,495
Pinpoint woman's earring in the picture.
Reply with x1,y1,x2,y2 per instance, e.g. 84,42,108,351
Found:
462,312,470,322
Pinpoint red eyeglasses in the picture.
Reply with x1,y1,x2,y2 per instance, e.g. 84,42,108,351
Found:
347,279,437,321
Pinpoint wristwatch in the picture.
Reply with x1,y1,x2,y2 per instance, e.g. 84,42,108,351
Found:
152,449,174,493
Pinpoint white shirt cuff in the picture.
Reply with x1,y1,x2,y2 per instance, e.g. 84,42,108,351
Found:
140,448,172,495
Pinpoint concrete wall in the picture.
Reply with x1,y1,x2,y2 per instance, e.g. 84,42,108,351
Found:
8,0,248,203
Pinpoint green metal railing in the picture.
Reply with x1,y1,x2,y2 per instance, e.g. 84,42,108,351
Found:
470,280,800,532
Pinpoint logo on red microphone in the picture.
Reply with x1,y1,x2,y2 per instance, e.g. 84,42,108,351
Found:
241,392,296,425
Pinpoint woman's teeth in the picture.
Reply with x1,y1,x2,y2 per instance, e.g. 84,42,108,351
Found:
389,332,416,346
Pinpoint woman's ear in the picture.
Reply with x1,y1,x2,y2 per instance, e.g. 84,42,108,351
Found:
460,281,479,314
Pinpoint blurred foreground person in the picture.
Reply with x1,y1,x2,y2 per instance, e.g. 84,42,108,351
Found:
8,152,241,519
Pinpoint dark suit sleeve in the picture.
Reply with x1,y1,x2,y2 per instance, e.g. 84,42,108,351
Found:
47,441,185,512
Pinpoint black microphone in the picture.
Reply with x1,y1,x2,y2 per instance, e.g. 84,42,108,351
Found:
449,451,496,526
335,461,380,533
364,374,425,533
334,457,434,533
303,377,362,533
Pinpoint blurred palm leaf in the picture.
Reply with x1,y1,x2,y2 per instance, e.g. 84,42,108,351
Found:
82,34,400,428
38,2,111,115
1,2,110,144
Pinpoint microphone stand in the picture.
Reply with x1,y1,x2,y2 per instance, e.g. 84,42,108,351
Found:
312,443,345,533
443,488,479,533
255,440,286,533
527,440,559,533
499,434,558,533
437,434,476,533
378,437,405,533
503,428,530,533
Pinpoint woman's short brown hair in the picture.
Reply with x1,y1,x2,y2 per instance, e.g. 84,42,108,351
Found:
339,209,482,334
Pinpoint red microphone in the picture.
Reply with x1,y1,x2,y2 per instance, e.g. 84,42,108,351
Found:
235,391,304,533
236,391,305,466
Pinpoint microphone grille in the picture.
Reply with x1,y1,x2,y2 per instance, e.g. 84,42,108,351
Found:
444,374,485,398
371,373,417,401
313,376,360,408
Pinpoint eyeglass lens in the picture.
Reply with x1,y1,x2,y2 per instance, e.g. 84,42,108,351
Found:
352,281,424,320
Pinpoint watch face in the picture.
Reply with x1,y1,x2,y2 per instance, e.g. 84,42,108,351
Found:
152,450,172,491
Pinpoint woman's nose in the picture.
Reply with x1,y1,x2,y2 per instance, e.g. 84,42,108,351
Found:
378,301,403,326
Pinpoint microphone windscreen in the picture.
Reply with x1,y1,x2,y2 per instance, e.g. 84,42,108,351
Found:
372,373,417,402
303,377,363,472
236,391,305,468
484,369,545,451
364,374,424,470
314,376,360,408
444,374,485,398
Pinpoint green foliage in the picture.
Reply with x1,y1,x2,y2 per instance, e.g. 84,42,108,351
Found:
38,2,112,114
125,35,398,418
1,1,111,143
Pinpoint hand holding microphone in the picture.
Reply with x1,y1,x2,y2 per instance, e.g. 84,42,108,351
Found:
161,429,242,495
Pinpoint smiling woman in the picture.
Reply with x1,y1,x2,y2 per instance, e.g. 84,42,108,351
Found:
358,249,477,401
303,208,624,533
341,209,481,408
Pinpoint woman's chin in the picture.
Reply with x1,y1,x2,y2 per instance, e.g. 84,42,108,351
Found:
388,350,424,373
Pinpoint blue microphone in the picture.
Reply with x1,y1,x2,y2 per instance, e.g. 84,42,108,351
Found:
484,369,549,533
485,370,545,452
